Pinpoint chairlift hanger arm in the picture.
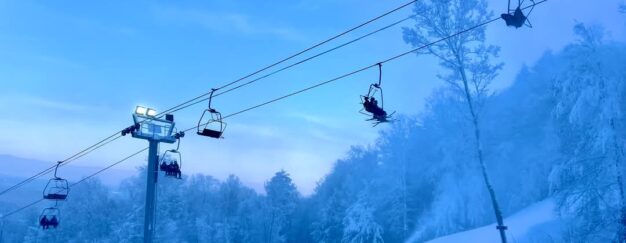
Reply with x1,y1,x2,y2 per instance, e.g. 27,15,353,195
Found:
53,161,62,179
208,88,218,110
377,63,382,87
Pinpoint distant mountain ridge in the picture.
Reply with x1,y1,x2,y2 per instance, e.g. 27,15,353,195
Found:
0,154,135,187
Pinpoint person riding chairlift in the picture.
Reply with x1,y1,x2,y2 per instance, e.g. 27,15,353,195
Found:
501,0,535,28
40,216,49,229
363,97,374,113
160,161,168,174
49,216,59,228
501,7,526,28
166,162,174,176
363,97,387,120
172,161,181,179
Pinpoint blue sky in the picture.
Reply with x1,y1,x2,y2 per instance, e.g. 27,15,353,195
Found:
0,0,624,195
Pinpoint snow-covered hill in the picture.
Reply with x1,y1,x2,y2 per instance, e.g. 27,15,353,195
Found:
418,199,564,243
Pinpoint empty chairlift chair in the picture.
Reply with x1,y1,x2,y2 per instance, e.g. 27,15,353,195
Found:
43,161,69,201
197,88,227,139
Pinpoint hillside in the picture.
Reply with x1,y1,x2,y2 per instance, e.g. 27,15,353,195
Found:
420,199,563,243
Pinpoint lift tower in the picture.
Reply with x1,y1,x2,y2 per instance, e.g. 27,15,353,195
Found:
126,106,177,243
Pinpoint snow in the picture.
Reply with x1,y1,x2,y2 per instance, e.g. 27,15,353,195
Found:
422,199,563,243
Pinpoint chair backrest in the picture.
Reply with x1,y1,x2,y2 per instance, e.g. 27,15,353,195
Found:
44,178,69,200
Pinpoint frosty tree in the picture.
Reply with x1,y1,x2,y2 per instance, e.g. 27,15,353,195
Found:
341,191,384,243
402,0,506,242
549,23,626,242
264,170,299,243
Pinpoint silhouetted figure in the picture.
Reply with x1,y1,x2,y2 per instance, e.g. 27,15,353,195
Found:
502,7,527,28
362,96,388,121
172,162,181,179
160,161,168,173
373,108,388,121
49,216,59,228
40,216,49,229
363,97,373,113
368,97,387,120
370,97,379,108
167,163,175,176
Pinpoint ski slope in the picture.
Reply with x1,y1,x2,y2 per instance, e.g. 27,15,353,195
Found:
424,199,563,243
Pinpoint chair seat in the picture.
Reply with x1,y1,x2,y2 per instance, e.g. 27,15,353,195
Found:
44,194,67,200
197,129,222,138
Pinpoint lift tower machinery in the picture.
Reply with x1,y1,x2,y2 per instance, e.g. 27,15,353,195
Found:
123,106,182,243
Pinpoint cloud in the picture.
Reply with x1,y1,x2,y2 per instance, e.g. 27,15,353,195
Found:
287,112,342,129
152,5,305,41
0,95,88,112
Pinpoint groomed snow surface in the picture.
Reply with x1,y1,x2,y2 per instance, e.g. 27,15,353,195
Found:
421,199,563,243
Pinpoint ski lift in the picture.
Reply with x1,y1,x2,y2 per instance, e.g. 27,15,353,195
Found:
501,0,535,28
43,161,69,201
39,207,60,230
359,63,395,127
197,88,227,139
160,136,183,179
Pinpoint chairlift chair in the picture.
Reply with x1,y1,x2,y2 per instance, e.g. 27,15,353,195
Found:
160,149,182,179
359,63,395,126
160,137,183,179
197,88,227,138
39,207,60,230
501,0,535,28
43,162,69,201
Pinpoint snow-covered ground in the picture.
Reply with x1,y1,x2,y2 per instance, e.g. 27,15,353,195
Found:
422,199,563,243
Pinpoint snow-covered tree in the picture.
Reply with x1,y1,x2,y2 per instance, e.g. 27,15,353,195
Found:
341,191,384,243
549,23,626,242
263,170,299,243
402,0,506,241
214,175,261,243
312,190,348,243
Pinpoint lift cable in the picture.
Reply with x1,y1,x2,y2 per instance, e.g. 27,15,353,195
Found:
168,14,416,114
178,0,548,131
0,0,547,217
180,9,543,132
0,148,147,220
156,0,418,116
0,135,123,197
0,0,416,197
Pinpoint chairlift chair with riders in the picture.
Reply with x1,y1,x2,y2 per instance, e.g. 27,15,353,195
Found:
360,63,395,127
160,135,183,179
39,207,60,230
197,88,227,139
43,161,69,201
501,0,535,28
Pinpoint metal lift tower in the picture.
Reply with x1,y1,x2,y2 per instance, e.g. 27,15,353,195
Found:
126,106,177,243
